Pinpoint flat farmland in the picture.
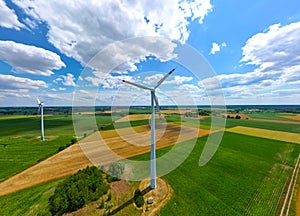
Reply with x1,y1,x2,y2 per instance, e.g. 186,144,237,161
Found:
131,132,300,215
0,123,207,196
281,114,300,121
115,114,150,122
226,126,300,144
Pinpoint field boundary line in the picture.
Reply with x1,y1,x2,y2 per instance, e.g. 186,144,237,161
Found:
279,154,300,216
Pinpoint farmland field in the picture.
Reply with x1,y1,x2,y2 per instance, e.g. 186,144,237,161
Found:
0,110,300,215
134,132,300,215
0,122,205,196
0,179,62,216
167,116,300,133
243,111,300,122
0,114,118,183
226,126,300,144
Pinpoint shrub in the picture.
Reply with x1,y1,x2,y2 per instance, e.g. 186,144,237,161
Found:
58,146,65,152
106,162,125,182
106,192,112,202
71,138,78,144
133,189,144,208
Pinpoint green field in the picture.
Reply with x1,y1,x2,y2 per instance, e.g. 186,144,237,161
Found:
166,116,300,133
0,114,117,182
0,112,299,215
0,179,62,216
157,132,299,215
243,111,299,122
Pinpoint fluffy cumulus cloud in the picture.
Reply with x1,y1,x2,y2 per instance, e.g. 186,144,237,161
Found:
0,40,66,76
60,73,76,86
0,0,25,30
0,74,48,90
241,21,300,85
12,0,212,74
201,21,300,102
209,42,226,55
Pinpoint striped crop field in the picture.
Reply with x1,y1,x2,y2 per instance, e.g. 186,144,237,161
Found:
226,126,300,144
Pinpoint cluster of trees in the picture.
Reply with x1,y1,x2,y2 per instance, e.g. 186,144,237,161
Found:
224,115,241,119
198,109,211,116
184,109,211,118
134,189,144,208
48,166,109,215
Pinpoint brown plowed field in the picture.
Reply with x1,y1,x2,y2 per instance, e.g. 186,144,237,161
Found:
0,123,208,196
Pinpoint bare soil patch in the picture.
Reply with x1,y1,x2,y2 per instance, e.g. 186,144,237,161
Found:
139,178,173,216
111,180,130,194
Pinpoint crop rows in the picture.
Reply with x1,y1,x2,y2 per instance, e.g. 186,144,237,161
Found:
244,163,292,215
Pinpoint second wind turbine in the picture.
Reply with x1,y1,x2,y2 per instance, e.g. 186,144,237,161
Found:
122,68,175,189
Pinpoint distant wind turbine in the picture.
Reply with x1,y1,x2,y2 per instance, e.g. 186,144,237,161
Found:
37,97,45,141
122,68,175,189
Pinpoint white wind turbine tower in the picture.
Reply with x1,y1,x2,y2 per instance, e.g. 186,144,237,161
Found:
122,68,175,189
37,97,45,141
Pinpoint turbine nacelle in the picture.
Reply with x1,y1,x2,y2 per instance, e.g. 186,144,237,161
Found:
122,68,175,119
37,97,44,106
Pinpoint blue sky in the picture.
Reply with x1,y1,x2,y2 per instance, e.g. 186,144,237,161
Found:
0,0,299,106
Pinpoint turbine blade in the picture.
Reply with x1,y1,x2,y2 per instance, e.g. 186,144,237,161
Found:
154,68,175,89
36,97,40,104
122,80,153,91
153,93,162,119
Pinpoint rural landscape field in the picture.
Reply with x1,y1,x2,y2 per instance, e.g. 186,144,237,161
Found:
0,106,299,215
1,0,300,215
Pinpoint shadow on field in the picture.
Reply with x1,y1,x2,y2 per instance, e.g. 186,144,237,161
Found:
110,186,152,215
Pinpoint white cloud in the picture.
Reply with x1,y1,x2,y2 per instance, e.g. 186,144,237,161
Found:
199,21,300,103
165,75,193,85
23,17,37,29
241,21,300,85
13,0,212,74
143,74,164,85
0,0,25,30
60,73,75,86
0,74,48,90
209,42,227,55
0,40,65,76
58,87,66,91
178,84,202,92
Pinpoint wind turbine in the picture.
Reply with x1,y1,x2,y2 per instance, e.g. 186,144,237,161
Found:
122,68,175,189
37,97,45,141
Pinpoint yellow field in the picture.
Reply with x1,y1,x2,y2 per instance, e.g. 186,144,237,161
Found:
226,126,300,144
115,114,150,122
280,114,300,121
161,109,192,114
